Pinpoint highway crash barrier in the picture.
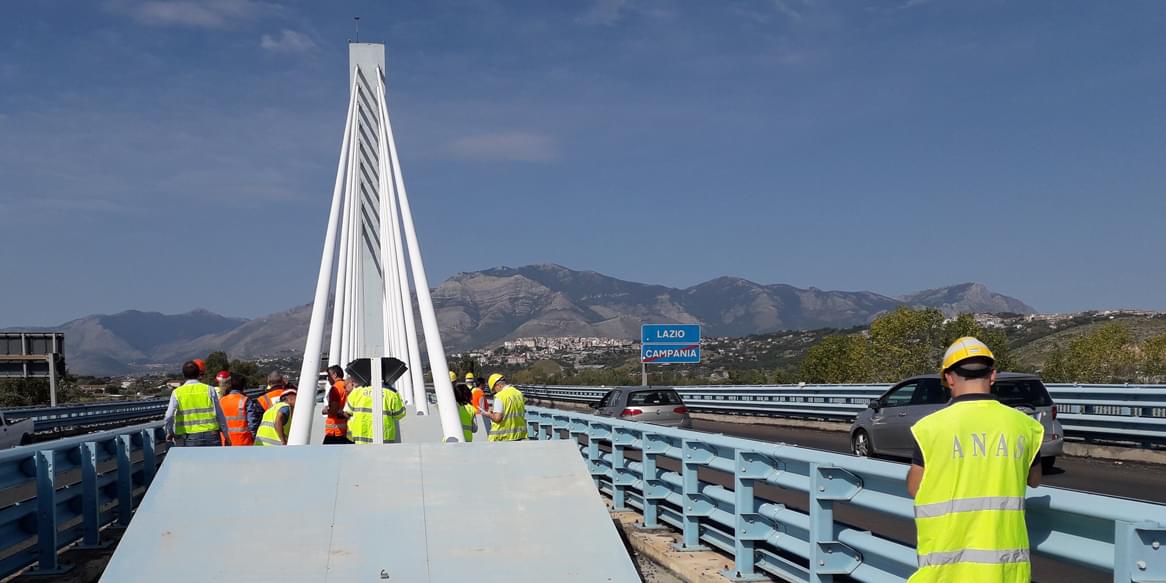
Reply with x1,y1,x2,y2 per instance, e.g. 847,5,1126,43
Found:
0,421,167,577
520,384,1166,447
527,405,1166,583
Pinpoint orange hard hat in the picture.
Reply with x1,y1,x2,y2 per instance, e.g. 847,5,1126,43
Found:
193,359,206,374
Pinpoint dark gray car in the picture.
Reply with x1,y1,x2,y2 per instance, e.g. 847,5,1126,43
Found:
849,372,1065,471
591,388,693,428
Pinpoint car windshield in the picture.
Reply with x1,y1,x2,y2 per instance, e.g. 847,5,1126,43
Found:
991,379,1053,407
627,390,682,406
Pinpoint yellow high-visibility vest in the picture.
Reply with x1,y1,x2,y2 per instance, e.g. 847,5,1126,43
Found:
346,387,406,444
173,383,219,435
909,399,1044,583
458,403,475,442
255,402,290,446
487,386,527,442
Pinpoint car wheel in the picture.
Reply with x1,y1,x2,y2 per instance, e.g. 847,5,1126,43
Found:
852,430,874,458
1041,457,1056,472
19,434,31,446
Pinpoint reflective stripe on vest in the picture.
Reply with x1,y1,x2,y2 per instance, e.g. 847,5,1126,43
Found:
346,387,405,445
174,383,219,435
255,402,290,446
324,382,349,437
917,548,1030,568
220,392,254,446
487,387,527,442
908,400,1045,583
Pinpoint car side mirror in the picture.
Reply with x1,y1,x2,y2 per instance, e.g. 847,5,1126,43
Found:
868,399,881,412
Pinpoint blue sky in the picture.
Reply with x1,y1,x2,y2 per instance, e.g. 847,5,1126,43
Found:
2,0,1164,326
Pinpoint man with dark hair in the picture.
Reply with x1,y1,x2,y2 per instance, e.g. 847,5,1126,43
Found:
163,360,229,447
322,365,351,444
220,374,262,445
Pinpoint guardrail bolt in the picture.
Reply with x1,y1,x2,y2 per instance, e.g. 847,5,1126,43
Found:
818,486,825,492
818,560,826,567
1153,541,1161,550
1137,561,1147,571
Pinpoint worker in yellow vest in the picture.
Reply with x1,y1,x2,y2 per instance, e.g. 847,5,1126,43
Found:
453,383,477,442
163,361,229,447
256,389,297,446
481,374,527,442
906,337,1044,583
343,383,406,444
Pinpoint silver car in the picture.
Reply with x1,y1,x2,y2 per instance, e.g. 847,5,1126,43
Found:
591,388,693,428
850,373,1065,471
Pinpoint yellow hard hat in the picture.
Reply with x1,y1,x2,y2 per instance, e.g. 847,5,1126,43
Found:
488,373,505,390
465,372,475,381
940,336,995,383
449,370,457,382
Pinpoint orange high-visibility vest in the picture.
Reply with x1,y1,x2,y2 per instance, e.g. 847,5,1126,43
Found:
325,381,349,437
220,392,254,446
257,387,285,411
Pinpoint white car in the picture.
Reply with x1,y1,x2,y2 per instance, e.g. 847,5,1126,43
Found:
0,411,35,449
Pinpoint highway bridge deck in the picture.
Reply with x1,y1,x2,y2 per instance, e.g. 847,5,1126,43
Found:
101,436,639,582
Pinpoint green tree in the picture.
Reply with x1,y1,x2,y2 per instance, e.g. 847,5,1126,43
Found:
868,307,946,381
1042,346,1071,382
202,351,231,384
1143,333,1166,382
1041,322,1138,383
800,334,871,383
229,359,260,387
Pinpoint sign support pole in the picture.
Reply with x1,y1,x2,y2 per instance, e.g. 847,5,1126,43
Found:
641,362,647,387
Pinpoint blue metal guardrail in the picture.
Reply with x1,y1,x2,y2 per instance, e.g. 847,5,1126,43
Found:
519,384,1166,445
3,388,274,435
526,406,1166,582
5,399,169,433
0,421,166,577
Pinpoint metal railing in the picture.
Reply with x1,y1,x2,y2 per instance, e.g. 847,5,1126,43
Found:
519,383,1166,445
5,399,169,433
526,406,1166,582
3,388,272,436
0,421,167,577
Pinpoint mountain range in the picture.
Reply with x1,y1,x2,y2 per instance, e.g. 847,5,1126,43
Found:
8,264,1035,375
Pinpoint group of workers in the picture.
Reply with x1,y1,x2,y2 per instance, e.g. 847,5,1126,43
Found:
161,358,528,447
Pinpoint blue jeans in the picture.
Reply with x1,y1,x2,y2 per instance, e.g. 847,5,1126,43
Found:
175,430,222,447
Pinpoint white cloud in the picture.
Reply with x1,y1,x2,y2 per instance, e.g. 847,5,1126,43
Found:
260,29,317,54
770,0,806,21
577,0,628,26
107,0,275,29
447,131,559,163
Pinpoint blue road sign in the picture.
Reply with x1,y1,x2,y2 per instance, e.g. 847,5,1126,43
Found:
641,343,701,364
641,324,701,345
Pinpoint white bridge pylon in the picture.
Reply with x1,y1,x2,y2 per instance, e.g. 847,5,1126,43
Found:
288,43,462,444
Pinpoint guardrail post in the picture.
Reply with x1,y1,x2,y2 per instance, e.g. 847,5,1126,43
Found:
611,427,638,512
115,434,133,526
78,441,105,549
587,422,602,488
140,429,157,487
1114,520,1166,582
673,439,713,551
809,463,862,583
638,432,668,530
31,450,71,574
723,451,774,581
